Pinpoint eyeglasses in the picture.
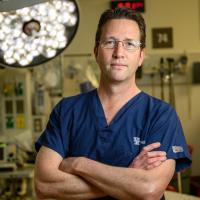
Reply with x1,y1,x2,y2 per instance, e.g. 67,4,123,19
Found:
99,39,141,51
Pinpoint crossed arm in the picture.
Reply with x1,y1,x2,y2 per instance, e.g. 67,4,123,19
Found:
34,147,105,199
34,143,175,200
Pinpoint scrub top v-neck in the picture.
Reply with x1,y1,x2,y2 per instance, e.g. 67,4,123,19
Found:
36,89,191,171
91,89,143,127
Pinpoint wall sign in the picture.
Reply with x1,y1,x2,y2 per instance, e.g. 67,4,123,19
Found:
110,0,145,12
152,27,173,48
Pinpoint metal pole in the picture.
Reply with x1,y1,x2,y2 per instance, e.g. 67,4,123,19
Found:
167,57,182,193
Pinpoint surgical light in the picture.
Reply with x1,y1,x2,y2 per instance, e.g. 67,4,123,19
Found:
0,0,79,68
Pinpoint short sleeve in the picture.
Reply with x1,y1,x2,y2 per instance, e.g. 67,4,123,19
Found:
35,99,70,158
146,106,192,172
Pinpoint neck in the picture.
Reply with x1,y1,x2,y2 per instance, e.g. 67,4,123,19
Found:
97,77,141,125
98,76,140,102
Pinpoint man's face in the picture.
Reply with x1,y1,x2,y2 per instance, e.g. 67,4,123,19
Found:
94,19,144,83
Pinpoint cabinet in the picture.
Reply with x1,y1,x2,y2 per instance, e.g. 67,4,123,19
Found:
0,69,32,135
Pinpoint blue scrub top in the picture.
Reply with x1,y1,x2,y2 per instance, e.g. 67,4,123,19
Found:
35,89,191,200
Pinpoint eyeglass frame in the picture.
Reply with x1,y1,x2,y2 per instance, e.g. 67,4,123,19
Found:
98,38,142,51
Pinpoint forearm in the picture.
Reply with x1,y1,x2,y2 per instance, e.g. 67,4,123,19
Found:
35,170,105,200
69,157,174,200
72,158,150,200
34,147,106,200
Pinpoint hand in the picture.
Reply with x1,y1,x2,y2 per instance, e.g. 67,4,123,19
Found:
129,142,167,170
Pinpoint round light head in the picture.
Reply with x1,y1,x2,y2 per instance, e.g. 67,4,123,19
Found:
0,0,79,68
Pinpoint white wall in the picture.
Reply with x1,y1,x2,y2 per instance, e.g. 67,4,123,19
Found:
145,0,200,54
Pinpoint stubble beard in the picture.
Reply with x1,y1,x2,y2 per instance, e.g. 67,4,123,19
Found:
103,63,132,83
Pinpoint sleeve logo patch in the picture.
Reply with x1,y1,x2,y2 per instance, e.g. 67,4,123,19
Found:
172,146,184,153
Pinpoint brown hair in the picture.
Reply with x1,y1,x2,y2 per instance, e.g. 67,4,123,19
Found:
95,7,146,49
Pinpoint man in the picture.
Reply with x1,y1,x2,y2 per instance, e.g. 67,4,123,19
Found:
34,7,191,200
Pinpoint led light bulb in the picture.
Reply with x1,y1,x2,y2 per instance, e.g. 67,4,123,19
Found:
68,15,77,26
19,59,29,66
0,30,5,40
5,58,15,65
44,48,56,58
48,8,57,21
1,43,9,51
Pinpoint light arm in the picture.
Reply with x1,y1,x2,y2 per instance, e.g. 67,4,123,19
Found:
60,157,175,200
34,146,106,200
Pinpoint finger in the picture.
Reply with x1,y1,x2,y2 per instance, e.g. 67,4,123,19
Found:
131,151,162,166
142,142,161,153
146,151,166,158
134,150,166,164
129,142,164,168
137,150,165,164
146,161,162,170
129,153,149,168
133,153,166,168
130,155,145,168
130,155,166,169
146,156,167,164
138,142,161,158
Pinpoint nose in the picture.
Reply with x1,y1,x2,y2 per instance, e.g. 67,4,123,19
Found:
112,41,125,58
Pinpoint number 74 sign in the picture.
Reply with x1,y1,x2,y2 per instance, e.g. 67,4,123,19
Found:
152,27,173,48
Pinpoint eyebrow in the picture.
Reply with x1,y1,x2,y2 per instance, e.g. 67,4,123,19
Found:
102,36,139,41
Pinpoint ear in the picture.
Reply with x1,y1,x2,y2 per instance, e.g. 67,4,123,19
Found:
138,48,145,67
94,47,98,60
